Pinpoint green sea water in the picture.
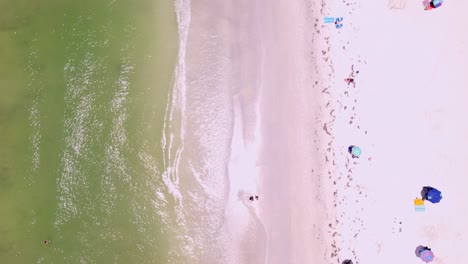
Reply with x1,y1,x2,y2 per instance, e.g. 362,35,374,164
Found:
0,0,178,263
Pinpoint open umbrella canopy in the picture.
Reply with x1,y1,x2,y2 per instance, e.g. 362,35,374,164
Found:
351,146,362,157
420,249,435,263
426,188,442,203
432,0,443,8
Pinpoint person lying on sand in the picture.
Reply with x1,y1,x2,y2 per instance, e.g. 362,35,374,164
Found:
345,78,355,86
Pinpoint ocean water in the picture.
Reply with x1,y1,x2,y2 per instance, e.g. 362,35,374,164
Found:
0,0,179,263
1,0,266,262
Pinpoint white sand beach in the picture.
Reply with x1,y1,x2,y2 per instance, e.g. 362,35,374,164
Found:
314,0,468,263
177,0,468,263
257,0,468,263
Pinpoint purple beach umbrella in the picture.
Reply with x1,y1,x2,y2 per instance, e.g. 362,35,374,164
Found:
420,249,435,263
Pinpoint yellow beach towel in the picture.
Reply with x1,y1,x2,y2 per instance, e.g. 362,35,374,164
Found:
414,198,424,206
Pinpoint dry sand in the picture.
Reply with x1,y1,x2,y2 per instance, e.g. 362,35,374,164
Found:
258,0,468,263
316,0,468,263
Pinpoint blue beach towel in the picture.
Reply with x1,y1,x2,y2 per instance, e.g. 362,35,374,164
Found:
324,17,335,23
415,205,426,212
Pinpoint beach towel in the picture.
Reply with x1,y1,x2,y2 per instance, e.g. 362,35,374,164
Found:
414,198,426,212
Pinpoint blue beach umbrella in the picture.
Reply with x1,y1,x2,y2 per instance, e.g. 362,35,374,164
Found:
426,188,442,203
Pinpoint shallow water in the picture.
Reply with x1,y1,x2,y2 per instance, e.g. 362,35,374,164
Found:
0,0,178,263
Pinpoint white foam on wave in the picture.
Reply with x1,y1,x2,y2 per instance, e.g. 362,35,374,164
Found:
160,0,191,203
159,0,193,260
163,0,239,260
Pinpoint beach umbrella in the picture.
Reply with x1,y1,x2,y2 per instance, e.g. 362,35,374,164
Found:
432,0,443,8
351,146,361,157
420,249,435,262
426,188,442,203
348,145,362,158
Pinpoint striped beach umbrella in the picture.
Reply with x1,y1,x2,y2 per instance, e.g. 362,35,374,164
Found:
420,249,434,262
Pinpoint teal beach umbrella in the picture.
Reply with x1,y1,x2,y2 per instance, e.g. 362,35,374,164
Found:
352,146,362,156
348,145,362,158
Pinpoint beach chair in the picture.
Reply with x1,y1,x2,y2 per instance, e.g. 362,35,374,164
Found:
335,18,344,29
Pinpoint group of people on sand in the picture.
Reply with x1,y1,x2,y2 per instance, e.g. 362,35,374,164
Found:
249,195,259,201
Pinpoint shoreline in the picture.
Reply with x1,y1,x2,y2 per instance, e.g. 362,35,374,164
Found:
168,0,267,262
171,0,468,263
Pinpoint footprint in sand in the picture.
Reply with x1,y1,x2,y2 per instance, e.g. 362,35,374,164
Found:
388,0,407,10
